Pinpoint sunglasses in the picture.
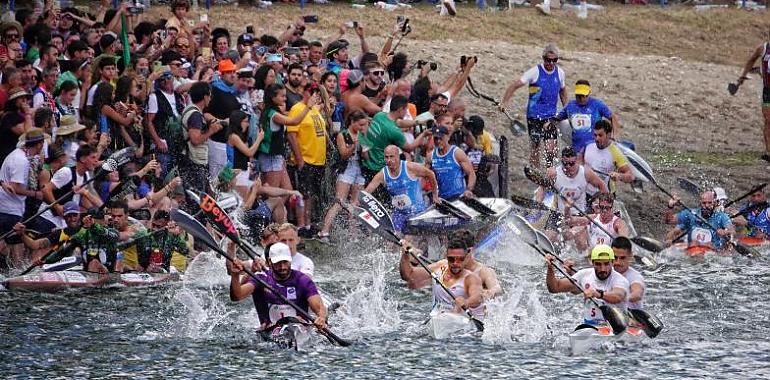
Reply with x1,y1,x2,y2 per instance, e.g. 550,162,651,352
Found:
562,160,576,167
595,204,612,211
544,57,558,64
371,70,385,76
446,256,466,263
176,44,190,48
5,33,20,40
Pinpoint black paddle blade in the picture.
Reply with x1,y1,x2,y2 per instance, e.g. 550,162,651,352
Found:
171,209,219,249
677,178,702,198
460,197,495,216
599,305,628,335
436,198,472,220
470,316,485,332
728,82,739,95
358,191,397,233
733,241,761,258
629,309,664,339
524,167,554,189
339,201,401,245
510,194,554,212
631,236,665,253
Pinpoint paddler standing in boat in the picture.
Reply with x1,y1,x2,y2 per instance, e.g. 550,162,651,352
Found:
229,242,328,331
664,191,734,252
545,245,629,327
425,124,476,200
399,230,502,300
365,145,440,232
399,234,485,319
581,120,635,201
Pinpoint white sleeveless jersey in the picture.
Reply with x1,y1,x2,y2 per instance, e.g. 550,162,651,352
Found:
583,143,613,195
555,165,588,213
431,267,484,318
571,268,629,324
588,214,619,247
620,266,645,310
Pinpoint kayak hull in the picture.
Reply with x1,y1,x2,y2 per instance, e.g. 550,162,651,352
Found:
404,198,513,236
260,322,313,351
427,311,477,340
569,325,643,355
3,270,179,291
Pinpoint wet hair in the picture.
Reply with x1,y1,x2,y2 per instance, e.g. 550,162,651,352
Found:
611,236,632,252
189,81,211,103
108,199,129,213
594,192,614,206
561,146,577,158
594,119,612,134
448,232,471,251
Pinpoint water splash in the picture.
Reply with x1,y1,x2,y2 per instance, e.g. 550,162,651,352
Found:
482,282,549,345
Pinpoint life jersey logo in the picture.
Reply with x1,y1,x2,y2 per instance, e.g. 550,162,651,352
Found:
199,194,238,236
361,193,386,218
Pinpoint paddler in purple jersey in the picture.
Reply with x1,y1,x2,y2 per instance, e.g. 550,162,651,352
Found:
229,242,328,331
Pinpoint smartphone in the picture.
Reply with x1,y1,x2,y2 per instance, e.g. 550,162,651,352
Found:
246,25,255,34
285,47,299,56
201,47,211,59
254,45,268,56
127,6,144,15
345,21,358,28
303,15,319,23
200,13,208,23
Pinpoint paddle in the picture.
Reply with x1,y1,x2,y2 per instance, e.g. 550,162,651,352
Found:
524,166,666,254
460,197,495,216
170,208,351,347
724,183,767,209
194,190,263,259
436,198,472,220
510,194,555,212
17,178,137,276
630,163,760,257
677,178,702,198
628,308,664,339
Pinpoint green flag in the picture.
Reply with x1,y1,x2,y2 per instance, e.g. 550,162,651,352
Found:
120,13,130,67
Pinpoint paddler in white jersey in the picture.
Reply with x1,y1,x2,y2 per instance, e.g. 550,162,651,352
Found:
545,244,629,326
610,237,644,311
536,147,607,243
398,230,502,300
399,234,485,319
582,120,635,200
276,223,315,277
568,192,629,253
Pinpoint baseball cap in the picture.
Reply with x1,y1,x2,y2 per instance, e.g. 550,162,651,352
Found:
590,244,615,261
713,187,728,202
325,39,349,58
346,69,364,85
63,201,80,216
432,125,449,137
575,83,591,96
237,33,254,45
268,242,293,263
218,59,236,73
99,32,117,50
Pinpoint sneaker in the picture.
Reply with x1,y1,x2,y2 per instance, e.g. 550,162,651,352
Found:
761,153,770,163
298,226,313,239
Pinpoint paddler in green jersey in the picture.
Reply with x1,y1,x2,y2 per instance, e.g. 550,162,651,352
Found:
70,208,121,274
134,210,189,273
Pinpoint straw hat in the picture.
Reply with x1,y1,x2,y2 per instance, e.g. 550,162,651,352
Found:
56,115,86,136
7,87,32,102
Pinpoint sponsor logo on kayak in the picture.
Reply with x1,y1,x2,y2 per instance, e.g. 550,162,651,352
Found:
359,211,380,229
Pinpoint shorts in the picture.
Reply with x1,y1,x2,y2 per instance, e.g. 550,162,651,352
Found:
527,118,558,144
763,87,770,107
337,161,365,186
258,153,285,173
0,212,22,244
235,169,254,188
295,163,325,197
207,140,228,178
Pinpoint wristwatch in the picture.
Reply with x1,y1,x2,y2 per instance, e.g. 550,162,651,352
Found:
597,289,605,299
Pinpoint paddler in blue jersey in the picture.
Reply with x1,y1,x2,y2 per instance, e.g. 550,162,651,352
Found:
735,190,770,239
364,145,439,232
664,191,735,251
425,123,476,201
229,242,327,331
546,245,629,326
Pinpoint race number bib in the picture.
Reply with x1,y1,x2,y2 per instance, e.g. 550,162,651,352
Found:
691,227,713,245
468,150,483,167
269,304,298,324
392,194,413,210
570,114,592,131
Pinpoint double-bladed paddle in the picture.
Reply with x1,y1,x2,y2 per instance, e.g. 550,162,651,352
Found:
170,208,351,347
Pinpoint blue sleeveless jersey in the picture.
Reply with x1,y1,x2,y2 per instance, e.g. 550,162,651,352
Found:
431,146,466,199
745,205,770,236
384,160,426,230
527,65,562,119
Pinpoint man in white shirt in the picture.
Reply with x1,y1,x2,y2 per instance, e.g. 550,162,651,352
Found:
276,223,315,277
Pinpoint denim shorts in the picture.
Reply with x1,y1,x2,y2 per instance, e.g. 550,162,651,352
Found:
337,161,365,186
258,153,285,173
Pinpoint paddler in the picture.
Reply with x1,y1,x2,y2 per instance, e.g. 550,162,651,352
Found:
399,234,485,319
581,120,635,200
135,210,189,273
13,201,82,263
610,237,644,311
664,191,734,251
425,124,476,200
365,145,440,232
276,223,315,277
568,193,629,252
108,199,144,271
229,242,328,331
399,230,502,300
545,244,629,327
69,208,121,274
734,190,770,239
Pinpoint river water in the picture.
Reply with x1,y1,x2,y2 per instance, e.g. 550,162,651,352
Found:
1,219,769,379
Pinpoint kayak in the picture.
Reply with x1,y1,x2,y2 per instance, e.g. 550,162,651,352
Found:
427,311,478,340
569,324,644,355
615,141,654,184
404,197,514,236
3,270,179,291
259,317,314,351
737,236,769,247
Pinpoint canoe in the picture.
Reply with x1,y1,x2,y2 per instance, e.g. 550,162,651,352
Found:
671,242,731,257
3,270,179,291
569,324,644,355
426,311,478,340
737,236,769,247
259,317,314,351
403,197,514,236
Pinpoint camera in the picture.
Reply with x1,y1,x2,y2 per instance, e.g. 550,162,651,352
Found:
396,16,411,35
246,25,255,34
345,20,359,28
127,6,144,15
461,55,478,67
417,60,437,71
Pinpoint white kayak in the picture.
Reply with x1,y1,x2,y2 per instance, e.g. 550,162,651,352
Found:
427,311,478,340
404,197,514,236
569,325,644,355
3,270,179,291
259,318,314,351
